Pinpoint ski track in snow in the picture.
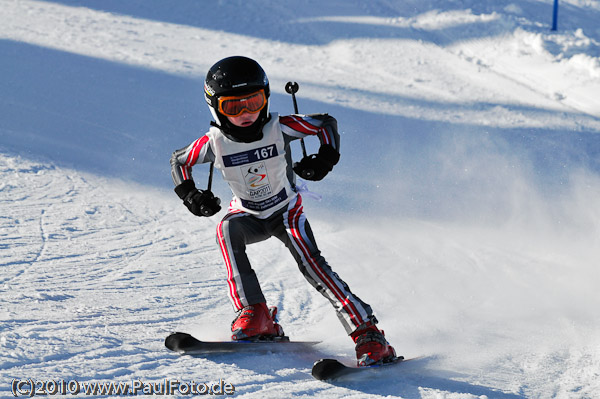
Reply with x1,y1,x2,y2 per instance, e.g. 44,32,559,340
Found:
2,0,600,398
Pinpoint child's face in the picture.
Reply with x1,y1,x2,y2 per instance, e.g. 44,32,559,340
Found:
226,111,260,127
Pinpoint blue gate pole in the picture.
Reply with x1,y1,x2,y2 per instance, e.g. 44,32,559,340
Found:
552,0,559,31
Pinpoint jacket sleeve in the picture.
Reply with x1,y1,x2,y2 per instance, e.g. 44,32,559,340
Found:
279,113,340,153
170,135,214,186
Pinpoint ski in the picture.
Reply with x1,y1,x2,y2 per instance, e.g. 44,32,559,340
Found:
165,332,320,355
311,356,405,381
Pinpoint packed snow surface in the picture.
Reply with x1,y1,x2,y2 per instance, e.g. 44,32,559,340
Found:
2,0,600,398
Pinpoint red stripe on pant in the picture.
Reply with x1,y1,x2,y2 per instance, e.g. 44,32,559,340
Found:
217,213,244,310
286,198,363,329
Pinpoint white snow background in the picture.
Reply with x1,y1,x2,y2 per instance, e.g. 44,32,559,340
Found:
2,0,600,398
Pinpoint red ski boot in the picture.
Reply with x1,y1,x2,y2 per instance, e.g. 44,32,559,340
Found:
231,302,285,341
351,322,397,366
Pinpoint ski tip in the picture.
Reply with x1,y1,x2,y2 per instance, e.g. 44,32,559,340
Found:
311,355,408,381
311,358,347,381
312,358,342,367
164,332,197,352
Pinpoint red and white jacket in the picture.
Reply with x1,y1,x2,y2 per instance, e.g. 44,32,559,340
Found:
170,113,340,218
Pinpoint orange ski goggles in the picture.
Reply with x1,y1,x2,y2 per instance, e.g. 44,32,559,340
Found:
217,89,267,117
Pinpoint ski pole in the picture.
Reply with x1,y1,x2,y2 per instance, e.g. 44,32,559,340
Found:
285,82,308,158
207,161,214,191
200,161,220,217
285,82,315,179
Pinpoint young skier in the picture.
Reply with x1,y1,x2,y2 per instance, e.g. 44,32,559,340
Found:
170,56,396,366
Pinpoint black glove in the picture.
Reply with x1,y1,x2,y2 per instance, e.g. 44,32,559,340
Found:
174,180,221,217
293,144,340,181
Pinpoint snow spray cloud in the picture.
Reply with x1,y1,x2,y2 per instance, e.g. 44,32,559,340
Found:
331,116,600,240
313,119,600,363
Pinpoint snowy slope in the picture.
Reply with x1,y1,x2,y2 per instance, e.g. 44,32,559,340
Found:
2,0,600,398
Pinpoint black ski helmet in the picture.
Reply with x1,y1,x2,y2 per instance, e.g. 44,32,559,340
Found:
204,56,270,143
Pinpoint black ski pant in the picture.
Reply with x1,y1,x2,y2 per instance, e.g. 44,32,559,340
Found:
216,195,374,334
